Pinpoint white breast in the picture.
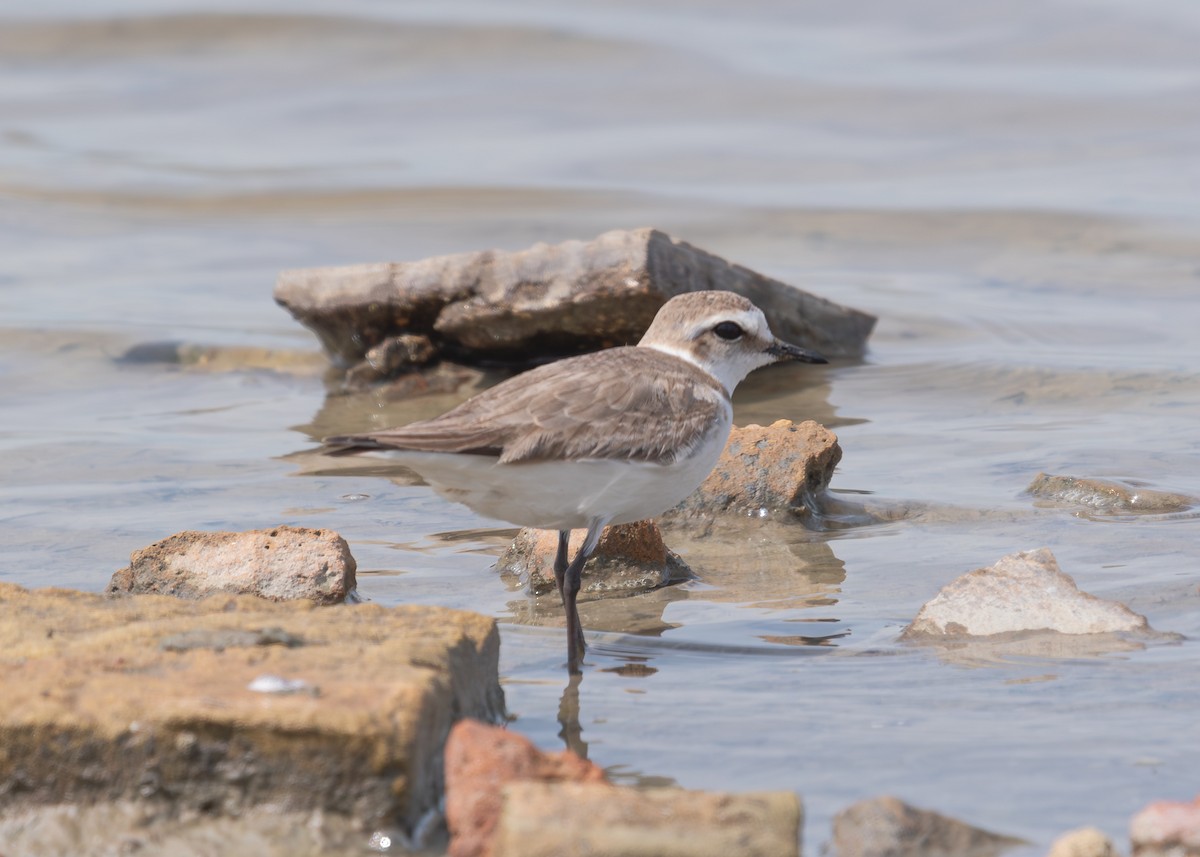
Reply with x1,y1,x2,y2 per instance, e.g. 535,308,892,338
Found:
369,405,733,531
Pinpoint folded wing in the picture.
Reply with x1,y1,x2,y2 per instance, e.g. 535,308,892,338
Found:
324,348,729,466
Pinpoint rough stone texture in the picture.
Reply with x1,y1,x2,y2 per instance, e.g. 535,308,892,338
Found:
1046,827,1118,857
831,795,1025,857
445,719,607,857
901,548,1150,639
0,583,504,836
342,333,438,388
497,520,690,601
107,525,357,605
1028,472,1194,514
666,419,841,520
493,782,802,857
274,227,876,370
1131,795,1200,857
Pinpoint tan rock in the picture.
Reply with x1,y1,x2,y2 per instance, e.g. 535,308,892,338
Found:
107,525,357,605
0,583,503,836
497,520,690,601
831,795,1025,857
901,548,1150,639
667,419,841,519
274,227,876,368
1047,826,1118,857
493,782,802,857
444,719,607,857
1028,473,1194,514
1131,794,1200,856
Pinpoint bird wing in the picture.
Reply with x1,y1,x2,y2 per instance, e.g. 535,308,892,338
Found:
325,348,729,466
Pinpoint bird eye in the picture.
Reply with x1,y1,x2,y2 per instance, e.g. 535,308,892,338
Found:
712,321,744,341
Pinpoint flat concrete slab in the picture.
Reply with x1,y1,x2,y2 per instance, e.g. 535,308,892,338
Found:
0,583,504,835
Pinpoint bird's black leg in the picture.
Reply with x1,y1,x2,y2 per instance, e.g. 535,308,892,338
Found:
562,544,590,674
553,530,570,604
562,521,604,673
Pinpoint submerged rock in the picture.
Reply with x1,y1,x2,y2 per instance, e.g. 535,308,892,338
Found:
274,227,876,374
1027,472,1194,514
901,548,1150,639
1131,794,1200,857
665,419,841,521
494,782,801,857
108,525,357,605
498,520,690,602
0,583,503,837
342,333,438,388
831,795,1025,857
445,719,607,857
354,360,490,400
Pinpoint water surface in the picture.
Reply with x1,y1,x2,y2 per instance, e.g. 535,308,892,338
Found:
2,1,1199,853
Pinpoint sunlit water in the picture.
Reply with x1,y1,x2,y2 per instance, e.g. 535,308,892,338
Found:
2,1,1199,853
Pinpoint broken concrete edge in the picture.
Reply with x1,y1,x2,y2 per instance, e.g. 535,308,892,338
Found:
0,582,505,842
274,227,876,373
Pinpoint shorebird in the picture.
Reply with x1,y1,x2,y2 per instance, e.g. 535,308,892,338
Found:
324,290,827,672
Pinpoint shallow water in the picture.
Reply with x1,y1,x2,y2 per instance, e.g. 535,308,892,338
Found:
2,1,1199,853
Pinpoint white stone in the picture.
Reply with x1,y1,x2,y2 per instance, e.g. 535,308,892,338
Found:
902,548,1148,638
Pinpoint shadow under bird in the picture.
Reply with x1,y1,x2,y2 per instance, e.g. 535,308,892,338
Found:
323,290,827,672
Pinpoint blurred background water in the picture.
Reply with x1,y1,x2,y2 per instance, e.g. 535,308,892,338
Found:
2,1,1199,853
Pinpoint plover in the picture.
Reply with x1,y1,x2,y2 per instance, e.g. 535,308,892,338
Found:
324,290,827,672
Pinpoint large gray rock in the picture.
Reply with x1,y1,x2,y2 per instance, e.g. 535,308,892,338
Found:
901,548,1150,639
274,228,876,370
107,525,357,605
